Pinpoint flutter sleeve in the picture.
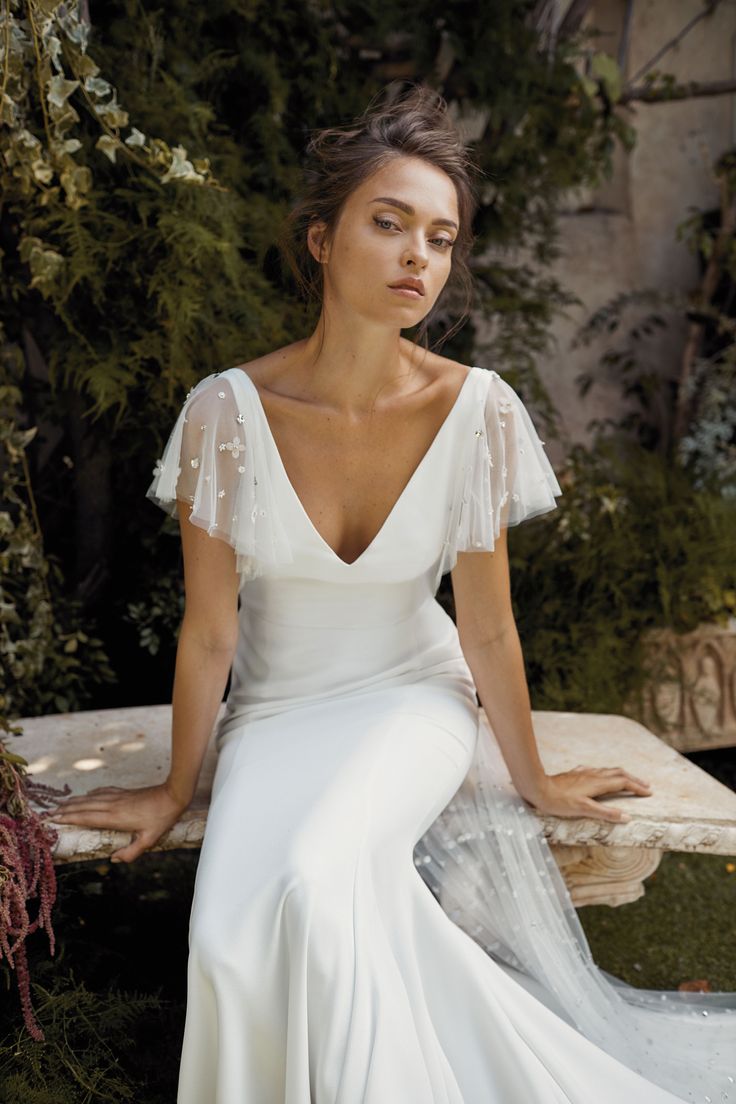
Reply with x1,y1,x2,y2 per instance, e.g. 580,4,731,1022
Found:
452,368,563,558
145,371,293,580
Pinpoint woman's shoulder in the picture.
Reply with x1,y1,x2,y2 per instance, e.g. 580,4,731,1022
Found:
227,340,308,394
414,346,474,390
181,343,309,418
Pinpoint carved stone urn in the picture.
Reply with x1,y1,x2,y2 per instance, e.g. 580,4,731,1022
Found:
632,619,736,753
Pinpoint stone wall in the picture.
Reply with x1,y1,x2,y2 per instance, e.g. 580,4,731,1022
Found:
485,0,735,457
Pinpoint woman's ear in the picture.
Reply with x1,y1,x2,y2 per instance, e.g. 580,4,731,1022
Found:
307,219,330,264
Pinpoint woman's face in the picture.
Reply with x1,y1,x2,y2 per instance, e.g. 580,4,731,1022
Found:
308,155,460,327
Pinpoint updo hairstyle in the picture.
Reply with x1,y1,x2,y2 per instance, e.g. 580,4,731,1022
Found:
276,82,482,349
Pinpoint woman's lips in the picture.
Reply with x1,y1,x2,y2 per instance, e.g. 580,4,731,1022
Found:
388,286,423,299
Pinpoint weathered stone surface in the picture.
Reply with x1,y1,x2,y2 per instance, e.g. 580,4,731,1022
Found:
549,843,664,908
633,622,736,753
10,705,736,906
527,709,736,856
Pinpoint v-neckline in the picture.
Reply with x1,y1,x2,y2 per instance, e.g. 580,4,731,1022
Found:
228,364,478,568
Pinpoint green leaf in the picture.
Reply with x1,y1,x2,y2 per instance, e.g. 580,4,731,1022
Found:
590,52,623,103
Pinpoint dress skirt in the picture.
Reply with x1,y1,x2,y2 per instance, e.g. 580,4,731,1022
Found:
177,681,687,1104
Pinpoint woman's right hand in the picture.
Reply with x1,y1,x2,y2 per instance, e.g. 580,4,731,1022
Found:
41,782,191,863
519,765,652,824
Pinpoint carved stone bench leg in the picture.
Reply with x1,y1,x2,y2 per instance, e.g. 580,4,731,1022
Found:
550,844,664,908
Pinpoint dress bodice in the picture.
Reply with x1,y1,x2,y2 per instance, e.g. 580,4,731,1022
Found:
146,362,562,746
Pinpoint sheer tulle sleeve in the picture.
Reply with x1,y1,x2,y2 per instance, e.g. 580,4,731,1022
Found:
145,371,293,580
453,368,562,558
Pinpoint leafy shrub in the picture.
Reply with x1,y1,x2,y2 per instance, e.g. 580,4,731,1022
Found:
507,437,735,714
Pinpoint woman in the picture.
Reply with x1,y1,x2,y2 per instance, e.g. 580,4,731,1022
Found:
47,85,734,1102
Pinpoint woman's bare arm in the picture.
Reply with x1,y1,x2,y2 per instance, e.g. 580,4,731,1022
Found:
166,499,240,805
451,528,652,822
44,500,241,862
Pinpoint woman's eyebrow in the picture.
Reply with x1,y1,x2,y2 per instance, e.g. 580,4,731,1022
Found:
368,196,458,231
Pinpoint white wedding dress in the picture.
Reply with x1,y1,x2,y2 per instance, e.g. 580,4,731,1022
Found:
147,362,735,1104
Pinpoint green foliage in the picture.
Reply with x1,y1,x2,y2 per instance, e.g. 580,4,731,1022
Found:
0,0,634,720
508,438,736,715
0,970,163,1102
122,534,185,656
0,850,198,1099
1,0,220,207
0,346,115,718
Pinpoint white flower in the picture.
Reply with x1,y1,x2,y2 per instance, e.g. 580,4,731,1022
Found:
218,435,245,459
160,145,207,185
125,127,147,148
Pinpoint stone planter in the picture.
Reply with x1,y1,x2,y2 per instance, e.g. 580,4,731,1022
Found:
633,619,736,752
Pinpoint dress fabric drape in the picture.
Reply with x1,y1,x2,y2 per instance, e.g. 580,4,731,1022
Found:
147,363,735,1104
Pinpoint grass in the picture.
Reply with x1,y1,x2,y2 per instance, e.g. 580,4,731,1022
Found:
578,848,736,992
578,746,736,991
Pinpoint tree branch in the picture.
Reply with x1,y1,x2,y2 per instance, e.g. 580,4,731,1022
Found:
617,0,635,71
620,77,736,104
673,172,736,444
628,0,723,85
558,0,595,40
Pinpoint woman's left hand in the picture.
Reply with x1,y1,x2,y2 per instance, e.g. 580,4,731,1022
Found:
40,782,190,862
519,765,652,823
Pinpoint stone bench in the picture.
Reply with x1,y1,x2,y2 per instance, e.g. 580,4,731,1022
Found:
11,704,736,908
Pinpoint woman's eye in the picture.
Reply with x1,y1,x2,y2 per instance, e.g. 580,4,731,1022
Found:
373,216,455,250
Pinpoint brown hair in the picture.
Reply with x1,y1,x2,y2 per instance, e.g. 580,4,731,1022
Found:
276,82,483,351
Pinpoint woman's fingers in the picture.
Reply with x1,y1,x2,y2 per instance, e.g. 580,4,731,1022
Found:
599,767,652,789
572,767,652,797
571,768,652,819
110,829,161,864
579,795,631,823
56,786,125,802
46,804,135,828
45,786,144,818
584,777,648,798
44,797,122,821
46,806,173,861
540,766,655,821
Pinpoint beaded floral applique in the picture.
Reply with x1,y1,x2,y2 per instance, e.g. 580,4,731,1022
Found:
218,435,246,459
